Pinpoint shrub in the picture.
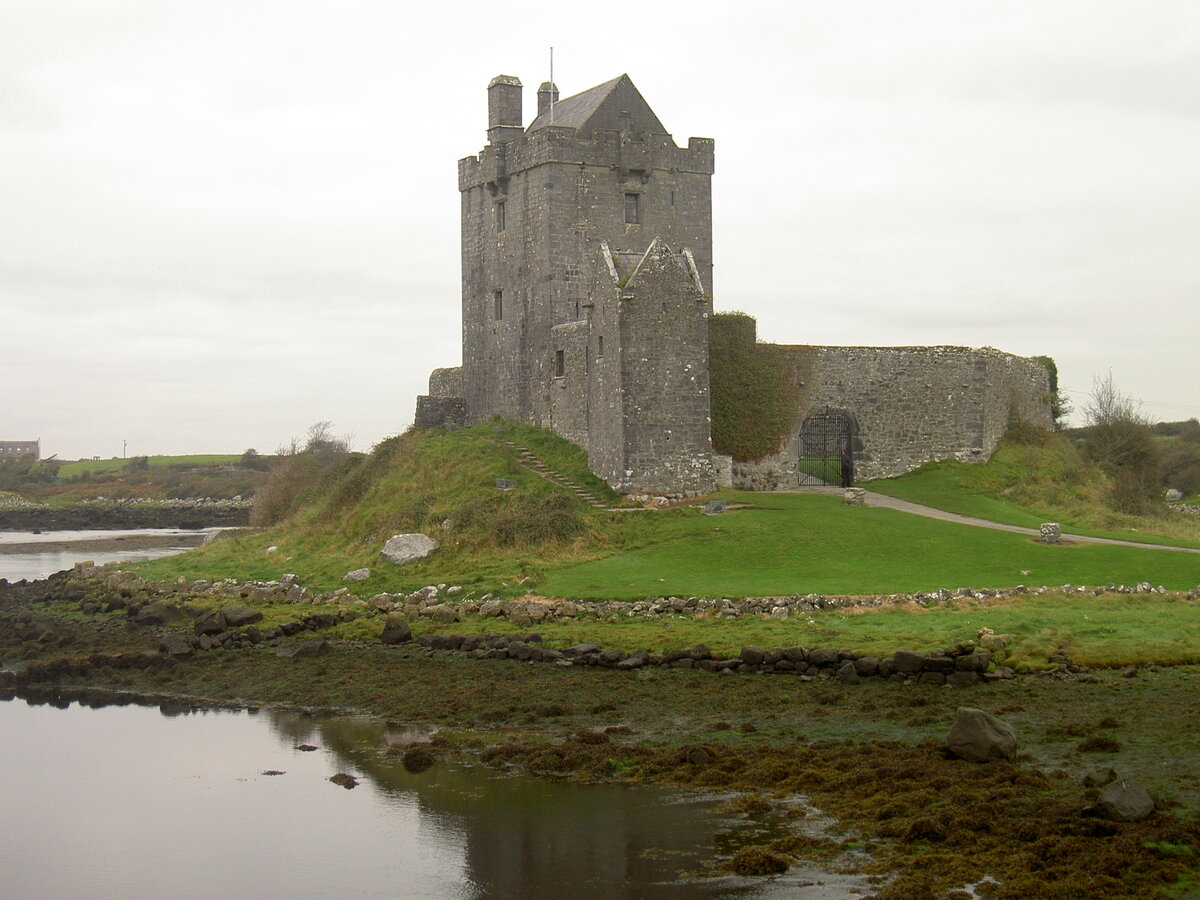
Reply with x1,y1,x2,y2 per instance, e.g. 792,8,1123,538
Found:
1082,374,1161,515
251,422,352,526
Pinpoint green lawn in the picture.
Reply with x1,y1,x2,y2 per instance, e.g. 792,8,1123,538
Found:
537,492,1200,599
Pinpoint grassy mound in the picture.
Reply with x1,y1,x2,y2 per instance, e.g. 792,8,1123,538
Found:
136,423,624,592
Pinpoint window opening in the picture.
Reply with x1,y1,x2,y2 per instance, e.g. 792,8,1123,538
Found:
597,335,604,357
493,290,503,320
619,111,633,132
624,192,640,224
495,201,505,232
554,349,565,377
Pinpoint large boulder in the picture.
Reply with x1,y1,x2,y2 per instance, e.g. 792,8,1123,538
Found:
381,534,439,566
945,708,1018,762
1096,779,1155,821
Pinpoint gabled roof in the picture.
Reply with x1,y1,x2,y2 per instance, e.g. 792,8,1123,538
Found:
527,74,667,136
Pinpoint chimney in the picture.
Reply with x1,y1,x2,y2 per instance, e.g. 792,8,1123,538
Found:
487,75,523,143
537,81,559,119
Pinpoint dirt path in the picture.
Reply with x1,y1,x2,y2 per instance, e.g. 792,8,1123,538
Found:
789,485,1200,555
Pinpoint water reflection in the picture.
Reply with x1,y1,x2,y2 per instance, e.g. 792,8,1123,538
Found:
0,693,779,899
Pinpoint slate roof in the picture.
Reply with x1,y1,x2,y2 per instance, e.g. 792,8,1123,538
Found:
527,75,625,131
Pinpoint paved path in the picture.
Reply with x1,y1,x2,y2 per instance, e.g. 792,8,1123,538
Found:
787,486,1200,555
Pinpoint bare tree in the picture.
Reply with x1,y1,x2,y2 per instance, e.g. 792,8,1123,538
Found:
1083,372,1160,514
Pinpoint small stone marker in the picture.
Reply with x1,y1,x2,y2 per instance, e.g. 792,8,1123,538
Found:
1040,523,1062,544
496,478,517,490
844,487,866,506
703,499,726,515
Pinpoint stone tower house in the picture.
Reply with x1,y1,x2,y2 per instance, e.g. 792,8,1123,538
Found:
417,73,1053,494
420,74,717,494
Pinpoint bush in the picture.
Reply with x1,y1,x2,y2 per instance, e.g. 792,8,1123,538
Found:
251,423,352,526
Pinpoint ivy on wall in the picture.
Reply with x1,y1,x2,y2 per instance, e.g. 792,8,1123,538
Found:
708,312,811,462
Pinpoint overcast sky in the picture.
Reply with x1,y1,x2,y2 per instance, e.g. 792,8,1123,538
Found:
3,0,1197,460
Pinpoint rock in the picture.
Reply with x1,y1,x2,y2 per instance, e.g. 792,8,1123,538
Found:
739,646,766,666
133,601,185,626
836,662,860,683
495,478,517,490
277,639,331,659
158,634,195,657
329,773,359,789
425,603,461,624
853,656,880,677
806,647,840,668
1096,779,1155,821
945,708,1018,762
1122,665,1138,678
955,651,992,673
1040,523,1062,544
703,500,726,515
193,609,227,636
221,605,263,627
381,533,439,565
687,747,711,765
380,614,412,644
891,650,926,674
343,568,370,582
844,487,866,506
295,744,318,752
1166,488,1183,502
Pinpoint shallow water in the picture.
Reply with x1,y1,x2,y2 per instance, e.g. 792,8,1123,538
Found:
0,695,811,899
0,528,216,581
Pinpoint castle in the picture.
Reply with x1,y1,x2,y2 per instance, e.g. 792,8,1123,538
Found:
416,74,1051,494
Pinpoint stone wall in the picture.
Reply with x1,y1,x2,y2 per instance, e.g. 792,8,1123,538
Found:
726,327,1051,488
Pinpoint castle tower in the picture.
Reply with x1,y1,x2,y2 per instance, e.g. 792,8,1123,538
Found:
428,74,716,494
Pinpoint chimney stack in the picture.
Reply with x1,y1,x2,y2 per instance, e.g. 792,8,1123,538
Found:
487,75,523,143
537,81,559,119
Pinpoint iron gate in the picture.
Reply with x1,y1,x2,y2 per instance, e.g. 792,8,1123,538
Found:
796,410,854,486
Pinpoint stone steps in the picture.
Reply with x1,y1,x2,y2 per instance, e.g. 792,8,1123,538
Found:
497,441,610,508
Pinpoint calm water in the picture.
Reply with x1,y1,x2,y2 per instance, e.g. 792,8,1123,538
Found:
0,528,216,581
0,696,840,899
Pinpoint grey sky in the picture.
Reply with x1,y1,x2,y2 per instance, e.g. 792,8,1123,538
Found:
3,0,1197,459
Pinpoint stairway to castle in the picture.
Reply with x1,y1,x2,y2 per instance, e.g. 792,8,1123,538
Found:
496,440,610,509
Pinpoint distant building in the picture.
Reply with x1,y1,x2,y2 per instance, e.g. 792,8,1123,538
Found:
0,440,40,460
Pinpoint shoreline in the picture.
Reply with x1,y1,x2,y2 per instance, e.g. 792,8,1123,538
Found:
0,532,215,556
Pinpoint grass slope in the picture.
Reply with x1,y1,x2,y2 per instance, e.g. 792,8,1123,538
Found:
866,428,1200,549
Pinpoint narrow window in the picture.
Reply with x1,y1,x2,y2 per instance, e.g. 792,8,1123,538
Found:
597,335,604,357
493,290,503,320
619,111,633,132
624,192,640,224
554,349,565,377
670,189,676,207
495,200,505,232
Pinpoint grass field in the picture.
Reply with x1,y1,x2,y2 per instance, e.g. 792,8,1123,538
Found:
58,454,243,477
